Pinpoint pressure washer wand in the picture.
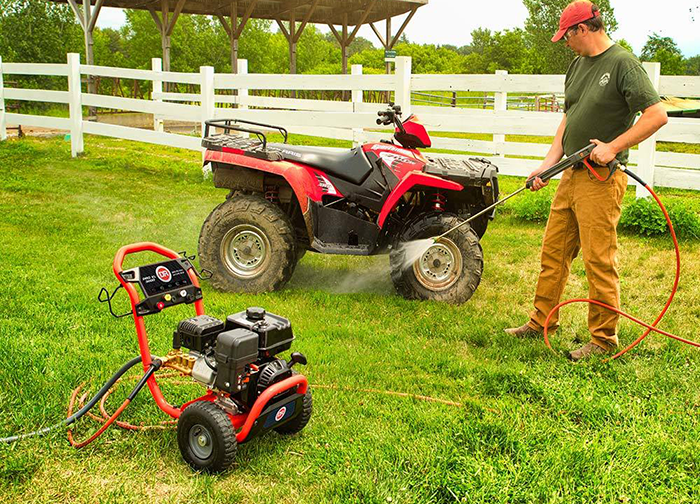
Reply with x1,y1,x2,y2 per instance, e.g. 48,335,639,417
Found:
433,143,615,242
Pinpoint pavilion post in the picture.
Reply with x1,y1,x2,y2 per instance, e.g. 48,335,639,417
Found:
67,0,103,118
148,0,186,78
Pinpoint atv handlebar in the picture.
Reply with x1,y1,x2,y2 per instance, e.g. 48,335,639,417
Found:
376,103,405,131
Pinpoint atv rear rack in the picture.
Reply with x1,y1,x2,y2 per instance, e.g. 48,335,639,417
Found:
202,119,289,161
204,119,288,146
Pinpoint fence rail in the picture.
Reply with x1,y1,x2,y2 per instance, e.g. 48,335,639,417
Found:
1,53,700,195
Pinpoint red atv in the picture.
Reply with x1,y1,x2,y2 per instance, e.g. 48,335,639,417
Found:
199,104,499,303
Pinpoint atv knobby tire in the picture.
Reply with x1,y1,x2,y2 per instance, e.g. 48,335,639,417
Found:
390,213,483,304
199,194,297,293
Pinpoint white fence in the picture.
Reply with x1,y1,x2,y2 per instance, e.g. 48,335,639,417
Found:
1,53,700,196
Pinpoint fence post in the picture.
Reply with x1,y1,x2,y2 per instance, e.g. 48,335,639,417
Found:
200,65,215,169
237,59,249,138
67,53,84,157
0,56,6,142
636,61,661,198
394,56,412,116
352,64,363,147
237,59,248,110
494,70,508,157
152,58,164,132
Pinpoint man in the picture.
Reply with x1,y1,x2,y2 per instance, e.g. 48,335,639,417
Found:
505,1,668,360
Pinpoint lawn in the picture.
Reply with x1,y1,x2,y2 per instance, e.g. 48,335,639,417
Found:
0,135,699,504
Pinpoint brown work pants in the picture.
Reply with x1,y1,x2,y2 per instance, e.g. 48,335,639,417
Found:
528,166,628,349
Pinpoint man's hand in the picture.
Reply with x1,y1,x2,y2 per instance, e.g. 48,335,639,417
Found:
589,138,618,166
527,166,549,192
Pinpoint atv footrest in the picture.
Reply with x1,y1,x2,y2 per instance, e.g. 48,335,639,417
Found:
424,157,498,186
311,239,372,256
202,134,284,161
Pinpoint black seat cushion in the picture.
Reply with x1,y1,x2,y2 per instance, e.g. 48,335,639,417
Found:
268,144,373,185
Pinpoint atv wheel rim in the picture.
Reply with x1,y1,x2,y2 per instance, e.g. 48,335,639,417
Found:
413,239,462,291
221,225,270,278
189,424,213,459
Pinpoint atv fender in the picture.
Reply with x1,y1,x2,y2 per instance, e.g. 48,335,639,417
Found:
204,150,325,242
377,172,463,228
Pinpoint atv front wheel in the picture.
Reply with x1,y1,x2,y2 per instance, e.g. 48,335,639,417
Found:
390,213,483,304
199,194,297,292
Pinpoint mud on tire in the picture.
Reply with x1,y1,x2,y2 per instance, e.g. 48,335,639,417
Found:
390,213,483,304
198,194,297,293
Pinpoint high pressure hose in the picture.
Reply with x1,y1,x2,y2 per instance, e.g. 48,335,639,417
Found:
0,355,157,445
67,359,162,448
543,167,700,359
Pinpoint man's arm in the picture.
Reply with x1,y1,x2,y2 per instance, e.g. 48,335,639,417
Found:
528,114,566,191
589,102,668,165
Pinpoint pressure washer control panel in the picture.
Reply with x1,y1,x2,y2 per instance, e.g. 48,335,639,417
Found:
120,258,202,316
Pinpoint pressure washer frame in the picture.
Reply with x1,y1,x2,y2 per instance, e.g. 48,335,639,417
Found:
112,242,308,443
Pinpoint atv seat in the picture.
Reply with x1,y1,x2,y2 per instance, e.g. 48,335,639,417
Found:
268,144,373,185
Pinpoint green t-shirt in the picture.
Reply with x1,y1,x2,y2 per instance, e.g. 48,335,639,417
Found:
562,43,660,165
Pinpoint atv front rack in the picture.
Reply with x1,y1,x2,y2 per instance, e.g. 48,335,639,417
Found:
203,119,288,148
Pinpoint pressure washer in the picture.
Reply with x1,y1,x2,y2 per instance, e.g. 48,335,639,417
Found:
1,242,313,473
432,143,700,359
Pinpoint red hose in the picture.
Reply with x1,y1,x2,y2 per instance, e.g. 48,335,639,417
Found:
67,384,132,448
543,182,698,360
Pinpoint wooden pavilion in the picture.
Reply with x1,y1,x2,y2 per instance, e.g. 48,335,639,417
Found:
47,0,428,74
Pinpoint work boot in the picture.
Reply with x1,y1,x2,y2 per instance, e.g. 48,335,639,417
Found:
504,323,541,338
568,342,613,361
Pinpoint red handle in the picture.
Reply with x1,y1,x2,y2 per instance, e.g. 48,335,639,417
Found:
109,242,205,419
112,241,180,274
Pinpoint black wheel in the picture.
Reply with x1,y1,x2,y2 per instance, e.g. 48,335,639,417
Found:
390,213,484,304
199,194,297,292
274,390,313,435
177,401,237,473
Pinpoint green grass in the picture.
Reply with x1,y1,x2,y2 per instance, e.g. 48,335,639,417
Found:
1,135,700,503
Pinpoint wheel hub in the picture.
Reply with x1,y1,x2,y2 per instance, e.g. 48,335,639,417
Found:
413,239,462,291
189,424,213,459
221,224,271,278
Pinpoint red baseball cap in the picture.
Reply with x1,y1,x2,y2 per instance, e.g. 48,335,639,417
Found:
551,1,601,42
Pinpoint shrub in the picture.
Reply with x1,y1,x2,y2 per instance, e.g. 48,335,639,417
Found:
620,197,700,239
508,188,553,223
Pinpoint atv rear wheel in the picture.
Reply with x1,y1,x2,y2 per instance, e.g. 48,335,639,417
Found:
199,194,297,292
390,213,483,304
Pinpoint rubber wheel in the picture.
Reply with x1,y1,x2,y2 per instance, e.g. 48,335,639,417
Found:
390,213,484,304
274,390,313,435
199,194,297,292
177,401,237,473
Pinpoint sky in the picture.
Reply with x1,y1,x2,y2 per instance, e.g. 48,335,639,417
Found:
96,0,700,57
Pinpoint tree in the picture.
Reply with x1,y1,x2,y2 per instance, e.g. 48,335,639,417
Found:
686,55,700,76
0,0,83,64
640,33,686,75
616,38,634,54
522,0,618,74
460,28,530,74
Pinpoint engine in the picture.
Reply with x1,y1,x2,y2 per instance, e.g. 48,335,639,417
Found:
170,307,301,404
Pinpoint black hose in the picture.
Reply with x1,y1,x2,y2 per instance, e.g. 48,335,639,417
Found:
0,355,145,443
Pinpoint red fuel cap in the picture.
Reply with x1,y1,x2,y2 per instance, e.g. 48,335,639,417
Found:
156,301,165,310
